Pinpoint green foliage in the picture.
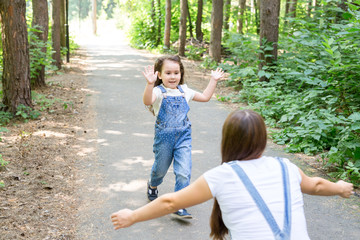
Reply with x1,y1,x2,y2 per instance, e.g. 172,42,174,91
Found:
185,45,206,60
28,26,57,81
16,104,41,121
219,1,360,185
0,154,8,168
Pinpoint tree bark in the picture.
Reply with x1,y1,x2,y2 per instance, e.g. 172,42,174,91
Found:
196,0,204,41
164,0,171,49
52,0,62,69
0,0,33,113
259,0,280,80
185,0,194,39
289,0,298,18
210,0,224,62
156,0,161,45
179,0,187,56
254,0,260,34
92,0,97,35
307,0,312,17
31,0,49,88
60,0,66,48
224,0,231,31
237,0,246,34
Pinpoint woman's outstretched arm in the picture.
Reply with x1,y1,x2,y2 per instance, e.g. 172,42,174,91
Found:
110,176,213,230
299,168,353,198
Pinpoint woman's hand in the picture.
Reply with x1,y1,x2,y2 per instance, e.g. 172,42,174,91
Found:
210,68,225,81
336,180,354,198
142,65,158,85
110,209,135,230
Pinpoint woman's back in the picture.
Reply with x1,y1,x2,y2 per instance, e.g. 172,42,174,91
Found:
204,156,310,240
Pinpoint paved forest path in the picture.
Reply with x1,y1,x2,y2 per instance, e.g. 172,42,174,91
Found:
73,25,360,240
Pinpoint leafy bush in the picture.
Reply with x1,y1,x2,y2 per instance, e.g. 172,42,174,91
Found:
218,1,360,185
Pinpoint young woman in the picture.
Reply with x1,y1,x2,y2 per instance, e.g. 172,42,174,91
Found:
111,110,353,239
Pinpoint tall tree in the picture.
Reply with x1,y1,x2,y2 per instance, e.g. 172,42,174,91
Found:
259,0,280,80
31,0,49,88
179,0,187,56
196,0,204,41
254,0,260,34
210,0,224,62
156,0,161,45
52,0,62,69
186,0,194,38
223,0,231,31
289,0,298,18
0,0,33,113
92,0,97,35
237,0,246,34
60,0,66,49
307,0,313,17
164,0,171,49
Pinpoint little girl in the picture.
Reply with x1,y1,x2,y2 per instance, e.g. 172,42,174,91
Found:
142,55,224,219
111,109,354,239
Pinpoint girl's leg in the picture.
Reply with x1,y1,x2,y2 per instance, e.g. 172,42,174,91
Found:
173,130,192,192
151,131,174,187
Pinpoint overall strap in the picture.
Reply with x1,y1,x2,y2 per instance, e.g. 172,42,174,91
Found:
157,85,167,98
228,158,291,240
177,85,186,98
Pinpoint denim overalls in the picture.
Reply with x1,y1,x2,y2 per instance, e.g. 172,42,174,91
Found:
150,85,192,192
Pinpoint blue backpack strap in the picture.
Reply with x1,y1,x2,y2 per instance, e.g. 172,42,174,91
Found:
228,159,291,240
177,85,186,98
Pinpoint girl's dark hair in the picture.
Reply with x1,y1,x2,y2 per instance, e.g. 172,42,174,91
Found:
210,109,267,240
153,55,185,87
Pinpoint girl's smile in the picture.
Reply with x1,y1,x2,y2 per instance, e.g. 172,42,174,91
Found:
158,60,181,89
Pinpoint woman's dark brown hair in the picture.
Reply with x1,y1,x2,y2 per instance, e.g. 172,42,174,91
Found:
210,109,267,240
153,55,185,87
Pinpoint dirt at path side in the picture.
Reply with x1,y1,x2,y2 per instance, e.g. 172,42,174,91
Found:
0,50,93,240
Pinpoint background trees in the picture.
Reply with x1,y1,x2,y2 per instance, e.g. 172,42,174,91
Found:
1,0,359,185
0,0,32,113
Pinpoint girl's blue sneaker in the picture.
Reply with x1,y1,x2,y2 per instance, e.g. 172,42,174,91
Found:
171,209,192,219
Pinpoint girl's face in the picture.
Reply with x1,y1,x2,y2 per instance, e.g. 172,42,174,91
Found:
158,60,181,89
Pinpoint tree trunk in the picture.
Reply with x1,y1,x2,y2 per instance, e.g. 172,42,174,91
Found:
52,0,62,69
196,0,204,41
223,0,231,31
210,0,224,63
92,0,97,35
186,0,194,39
156,0,161,45
259,0,280,80
31,0,49,88
164,0,171,49
307,0,312,17
237,0,246,34
285,0,290,15
179,0,187,56
60,0,66,48
0,0,33,113
289,0,298,18
254,0,260,34
336,0,348,22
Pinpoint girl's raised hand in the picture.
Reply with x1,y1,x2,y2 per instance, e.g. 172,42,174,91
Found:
110,209,135,230
211,68,225,81
142,65,158,85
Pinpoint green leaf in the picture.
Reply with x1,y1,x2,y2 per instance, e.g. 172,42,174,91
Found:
349,112,360,121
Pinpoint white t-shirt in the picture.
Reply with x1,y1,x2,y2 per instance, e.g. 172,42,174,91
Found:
203,156,310,240
152,84,196,116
